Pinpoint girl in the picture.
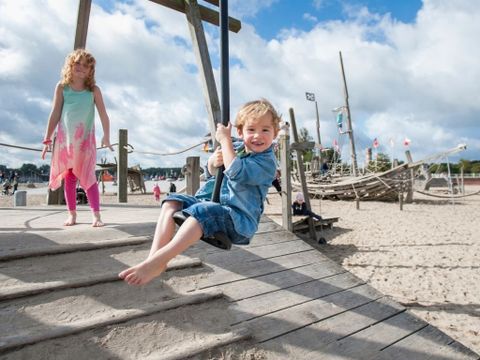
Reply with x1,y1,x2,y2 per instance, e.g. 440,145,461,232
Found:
41,49,113,227
153,183,161,202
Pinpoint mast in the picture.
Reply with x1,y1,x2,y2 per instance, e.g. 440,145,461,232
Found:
339,51,359,176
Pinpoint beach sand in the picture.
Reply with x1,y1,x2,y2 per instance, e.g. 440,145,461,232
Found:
1,183,479,354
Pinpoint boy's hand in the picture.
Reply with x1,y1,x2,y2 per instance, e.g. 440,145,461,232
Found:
215,122,232,144
101,136,114,151
211,146,224,167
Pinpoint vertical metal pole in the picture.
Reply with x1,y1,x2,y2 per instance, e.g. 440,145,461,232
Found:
117,129,128,203
339,51,358,176
314,101,321,149
212,0,229,203
314,100,322,164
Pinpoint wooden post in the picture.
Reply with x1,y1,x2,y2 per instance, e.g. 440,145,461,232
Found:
399,184,404,211
290,108,317,242
405,150,414,203
74,0,91,49
460,168,465,194
185,156,200,195
117,129,128,203
185,0,222,145
279,134,292,231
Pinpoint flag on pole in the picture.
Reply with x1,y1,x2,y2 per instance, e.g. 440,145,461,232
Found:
336,112,343,129
333,138,339,152
305,92,315,101
404,137,411,147
203,142,210,152
373,138,379,148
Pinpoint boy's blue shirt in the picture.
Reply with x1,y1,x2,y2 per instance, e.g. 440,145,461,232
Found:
195,139,277,238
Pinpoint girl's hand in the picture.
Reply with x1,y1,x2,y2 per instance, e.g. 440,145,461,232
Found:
101,136,114,151
41,144,50,160
215,122,232,144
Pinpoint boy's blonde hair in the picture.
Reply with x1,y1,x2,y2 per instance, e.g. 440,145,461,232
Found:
235,98,281,132
61,49,96,91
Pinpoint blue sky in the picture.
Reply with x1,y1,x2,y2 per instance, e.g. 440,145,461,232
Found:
246,0,423,39
0,0,479,169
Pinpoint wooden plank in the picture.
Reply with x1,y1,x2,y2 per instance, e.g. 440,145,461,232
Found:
218,262,346,301
202,239,317,268
184,230,305,259
148,0,241,32
371,325,480,360
256,220,285,233
0,289,223,353
190,250,326,290
261,297,405,359
314,311,427,360
244,283,383,342
230,272,364,324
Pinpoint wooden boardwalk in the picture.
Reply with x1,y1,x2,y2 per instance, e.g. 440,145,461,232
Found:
0,205,478,359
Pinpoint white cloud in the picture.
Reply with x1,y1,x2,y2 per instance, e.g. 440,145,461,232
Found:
0,0,479,171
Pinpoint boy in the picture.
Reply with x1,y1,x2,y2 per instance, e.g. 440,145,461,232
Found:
119,99,281,285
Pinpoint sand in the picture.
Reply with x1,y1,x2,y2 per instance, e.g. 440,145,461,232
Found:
1,183,479,354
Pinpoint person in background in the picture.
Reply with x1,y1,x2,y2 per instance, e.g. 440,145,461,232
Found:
292,192,322,221
153,183,161,202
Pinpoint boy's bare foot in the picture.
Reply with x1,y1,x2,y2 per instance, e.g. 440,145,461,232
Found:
92,211,104,227
64,212,77,226
118,259,167,286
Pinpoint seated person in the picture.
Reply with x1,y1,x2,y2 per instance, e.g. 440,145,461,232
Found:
292,192,322,221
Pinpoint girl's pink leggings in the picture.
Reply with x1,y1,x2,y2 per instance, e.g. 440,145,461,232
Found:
64,169,100,212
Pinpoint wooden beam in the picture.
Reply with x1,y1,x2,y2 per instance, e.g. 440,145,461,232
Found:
279,134,292,232
202,0,219,6
185,0,221,142
185,156,201,195
148,0,241,33
74,0,91,49
117,129,128,203
289,108,317,242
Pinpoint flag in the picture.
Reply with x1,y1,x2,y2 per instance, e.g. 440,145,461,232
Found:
203,140,212,152
404,137,411,146
333,138,340,152
389,138,394,147
305,92,315,102
336,112,343,129
373,138,379,148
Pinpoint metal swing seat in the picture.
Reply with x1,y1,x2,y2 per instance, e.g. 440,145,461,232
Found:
172,211,232,250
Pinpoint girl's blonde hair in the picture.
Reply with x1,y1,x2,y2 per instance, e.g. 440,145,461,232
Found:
60,49,96,91
235,98,281,132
